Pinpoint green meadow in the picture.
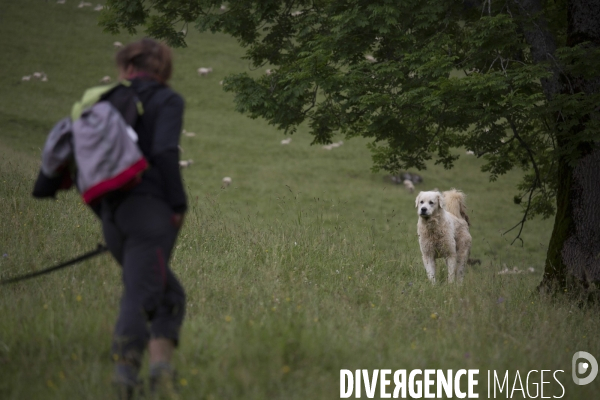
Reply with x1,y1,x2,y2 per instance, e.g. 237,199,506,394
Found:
1,1,598,399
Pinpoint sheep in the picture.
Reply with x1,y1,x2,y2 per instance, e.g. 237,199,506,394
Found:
99,76,111,84
465,150,475,155
401,172,422,184
291,10,303,17
265,69,273,75
497,264,536,275
198,67,213,76
179,159,193,168
41,74,48,82
78,1,92,8
497,266,523,275
22,75,31,81
322,141,344,151
94,4,104,11
183,130,196,137
390,172,423,185
365,55,377,62
281,138,292,145
219,80,223,85
32,72,43,79
403,179,415,193
220,4,227,11
113,41,123,48
222,177,232,187
57,0,66,4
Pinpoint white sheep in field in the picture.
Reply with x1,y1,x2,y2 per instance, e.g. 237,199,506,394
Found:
365,55,376,62
291,10,303,17
281,138,292,145
78,1,92,8
222,177,232,187
94,4,104,11
403,179,415,193
322,141,344,151
197,67,213,76
57,0,66,4
113,41,123,48
100,76,111,83
265,69,273,75
22,75,31,81
465,150,475,155
32,72,43,79
179,159,193,168
220,4,227,11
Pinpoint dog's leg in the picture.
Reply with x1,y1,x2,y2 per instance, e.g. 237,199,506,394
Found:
455,233,472,283
456,246,470,283
456,261,466,283
446,256,458,283
422,256,436,283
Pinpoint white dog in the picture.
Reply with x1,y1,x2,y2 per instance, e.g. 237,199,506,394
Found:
416,189,472,283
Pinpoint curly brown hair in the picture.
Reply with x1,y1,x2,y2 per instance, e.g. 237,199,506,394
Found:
115,38,173,83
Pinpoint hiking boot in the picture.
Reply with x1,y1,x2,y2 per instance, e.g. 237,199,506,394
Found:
113,378,145,400
149,362,179,400
113,362,144,400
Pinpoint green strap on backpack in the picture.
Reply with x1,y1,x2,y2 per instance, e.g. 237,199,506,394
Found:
71,80,143,121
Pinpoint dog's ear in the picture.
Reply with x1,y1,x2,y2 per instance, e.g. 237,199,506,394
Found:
437,192,445,209
415,192,423,208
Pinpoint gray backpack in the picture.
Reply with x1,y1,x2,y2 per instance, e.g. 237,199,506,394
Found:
33,83,148,204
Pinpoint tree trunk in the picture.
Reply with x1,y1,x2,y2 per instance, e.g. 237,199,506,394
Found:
540,0,600,293
543,145,600,290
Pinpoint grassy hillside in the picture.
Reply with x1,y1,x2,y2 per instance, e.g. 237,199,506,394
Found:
1,1,598,399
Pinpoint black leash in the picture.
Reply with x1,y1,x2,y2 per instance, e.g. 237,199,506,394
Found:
1,244,108,285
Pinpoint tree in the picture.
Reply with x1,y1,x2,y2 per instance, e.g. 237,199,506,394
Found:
101,0,600,294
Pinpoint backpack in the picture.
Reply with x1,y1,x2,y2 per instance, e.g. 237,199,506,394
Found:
32,82,148,205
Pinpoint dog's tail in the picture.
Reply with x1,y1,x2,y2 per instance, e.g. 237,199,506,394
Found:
443,189,470,226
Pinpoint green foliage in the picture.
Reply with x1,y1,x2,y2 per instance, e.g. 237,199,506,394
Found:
101,0,600,224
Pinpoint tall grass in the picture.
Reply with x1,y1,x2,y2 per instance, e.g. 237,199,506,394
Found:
0,1,598,399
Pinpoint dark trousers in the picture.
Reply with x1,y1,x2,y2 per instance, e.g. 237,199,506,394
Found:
101,195,186,364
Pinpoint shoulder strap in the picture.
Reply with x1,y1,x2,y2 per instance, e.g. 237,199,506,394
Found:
100,83,143,126
71,82,144,125
71,83,119,121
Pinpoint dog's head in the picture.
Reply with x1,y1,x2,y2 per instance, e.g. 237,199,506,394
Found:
415,191,444,218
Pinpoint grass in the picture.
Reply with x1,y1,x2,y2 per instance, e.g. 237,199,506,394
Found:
0,1,599,399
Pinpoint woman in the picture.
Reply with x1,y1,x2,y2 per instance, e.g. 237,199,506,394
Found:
101,38,187,399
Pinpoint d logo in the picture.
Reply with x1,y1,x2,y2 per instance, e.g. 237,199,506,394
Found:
572,351,598,385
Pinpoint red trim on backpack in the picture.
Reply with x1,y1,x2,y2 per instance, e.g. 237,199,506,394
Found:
82,158,148,204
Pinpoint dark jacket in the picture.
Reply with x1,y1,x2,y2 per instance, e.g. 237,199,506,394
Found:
32,79,187,214
110,78,187,214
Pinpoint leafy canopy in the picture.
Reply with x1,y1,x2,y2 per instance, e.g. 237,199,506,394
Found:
101,0,600,224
